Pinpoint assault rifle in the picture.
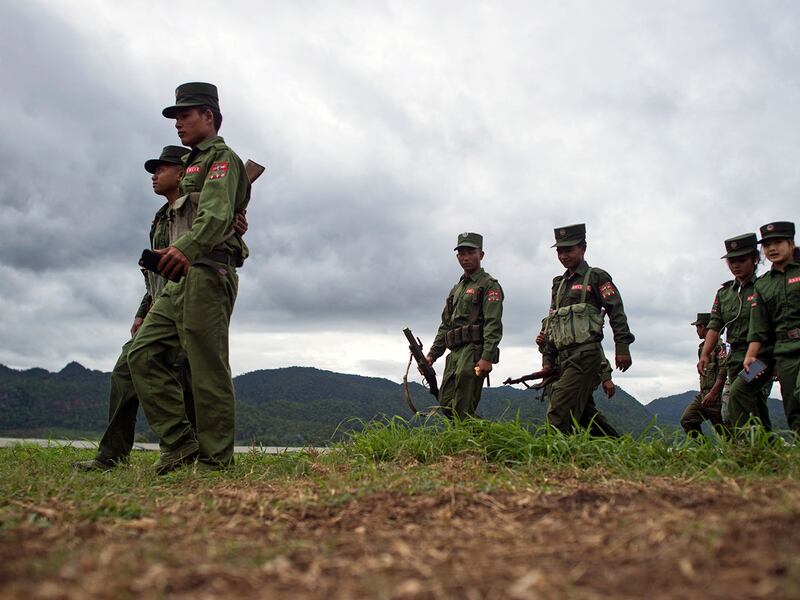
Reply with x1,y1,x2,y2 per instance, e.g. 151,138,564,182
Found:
502,367,560,390
402,328,439,414
245,159,266,184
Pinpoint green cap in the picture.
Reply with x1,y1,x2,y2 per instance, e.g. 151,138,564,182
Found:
454,232,483,250
551,223,586,248
144,145,188,174
162,82,219,118
690,313,711,326
720,233,758,259
758,221,795,243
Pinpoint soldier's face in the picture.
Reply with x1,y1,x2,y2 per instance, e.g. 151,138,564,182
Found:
696,324,707,339
762,239,795,266
556,244,584,270
456,247,483,273
152,164,183,197
174,107,214,147
725,255,756,281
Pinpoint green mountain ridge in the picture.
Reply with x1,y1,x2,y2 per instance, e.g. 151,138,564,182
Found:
0,362,788,445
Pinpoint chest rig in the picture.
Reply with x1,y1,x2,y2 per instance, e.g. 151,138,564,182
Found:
546,268,604,351
444,273,492,351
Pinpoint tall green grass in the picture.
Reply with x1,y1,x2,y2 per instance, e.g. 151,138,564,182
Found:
342,416,799,479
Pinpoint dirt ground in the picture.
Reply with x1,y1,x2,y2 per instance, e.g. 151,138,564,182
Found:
2,473,800,599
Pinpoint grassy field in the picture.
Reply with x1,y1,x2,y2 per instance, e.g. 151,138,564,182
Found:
2,419,800,599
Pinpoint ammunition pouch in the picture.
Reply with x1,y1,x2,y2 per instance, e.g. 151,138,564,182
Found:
445,324,483,350
546,268,604,351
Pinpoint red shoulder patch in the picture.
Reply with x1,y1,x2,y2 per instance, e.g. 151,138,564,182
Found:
789,276,800,285
486,289,501,302
599,282,616,298
208,162,229,180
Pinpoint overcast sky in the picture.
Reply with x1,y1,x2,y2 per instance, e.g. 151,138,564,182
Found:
1,1,798,404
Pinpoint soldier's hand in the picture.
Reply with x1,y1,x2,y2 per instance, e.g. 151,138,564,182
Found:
602,380,615,398
697,356,709,376
742,356,756,373
535,331,546,345
701,391,717,408
130,317,144,337
233,210,248,236
156,246,190,280
475,359,493,377
615,354,632,372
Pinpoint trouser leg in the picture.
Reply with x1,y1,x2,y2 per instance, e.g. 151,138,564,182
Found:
438,344,483,420
182,264,238,467
128,286,198,461
96,339,139,461
728,359,775,430
776,354,800,432
579,396,620,437
680,396,705,436
547,345,602,434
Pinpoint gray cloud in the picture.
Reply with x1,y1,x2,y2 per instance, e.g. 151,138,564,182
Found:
1,1,799,403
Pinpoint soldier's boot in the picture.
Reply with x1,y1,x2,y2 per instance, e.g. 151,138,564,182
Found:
73,458,119,472
153,448,199,475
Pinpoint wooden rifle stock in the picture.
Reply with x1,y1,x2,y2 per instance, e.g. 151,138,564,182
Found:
502,367,560,388
245,159,266,184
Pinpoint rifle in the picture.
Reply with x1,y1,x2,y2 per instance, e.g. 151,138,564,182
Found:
245,159,266,184
502,367,560,389
402,328,439,414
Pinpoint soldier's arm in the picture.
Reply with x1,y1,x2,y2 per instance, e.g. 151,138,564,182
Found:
706,289,725,333
593,270,635,356
171,148,242,263
541,279,560,368
744,284,770,370
480,281,503,362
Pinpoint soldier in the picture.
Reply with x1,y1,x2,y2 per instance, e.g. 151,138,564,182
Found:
680,313,727,437
540,223,634,434
745,221,800,432
698,234,773,430
128,82,251,472
74,146,192,471
425,233,503,419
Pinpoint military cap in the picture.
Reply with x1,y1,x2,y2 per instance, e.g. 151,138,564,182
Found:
720,233,758,259
454,232,483,250
162,82,220,118
757,221,795,243
551,223,586,248
144,145,188,174
690,313,711,326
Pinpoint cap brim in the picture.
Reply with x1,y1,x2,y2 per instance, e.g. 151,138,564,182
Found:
721,248,756,259
551,238,584,248
454,243,481,250
690,321,705,326
144,159,160,174
162,101,205,118
758,234,792,244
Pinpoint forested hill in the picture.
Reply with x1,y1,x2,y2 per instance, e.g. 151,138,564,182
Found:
6,362,786,445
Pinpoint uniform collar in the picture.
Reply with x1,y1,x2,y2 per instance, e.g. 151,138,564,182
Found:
153,202,169,220
461,267,486,283
195,135,224,151
733,273,757,290
565,260,590,278
769,259,800,274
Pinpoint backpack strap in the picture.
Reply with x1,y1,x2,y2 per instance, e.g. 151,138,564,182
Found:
468,274,494,326
579,268,594,303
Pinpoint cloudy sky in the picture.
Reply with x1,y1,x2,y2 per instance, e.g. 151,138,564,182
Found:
1,1,798,404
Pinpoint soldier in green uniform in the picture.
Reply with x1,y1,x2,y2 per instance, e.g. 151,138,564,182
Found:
425,233,503,419
699,233,773,430
74,146,192,471
681,313,727,437
745,221,800,432
128,83,251,472
540,224,634,434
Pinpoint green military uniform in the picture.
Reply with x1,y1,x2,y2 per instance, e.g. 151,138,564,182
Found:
680,313,727,436
538,320,619,436
428,233,503,419
748,221,800,431
708,234,773,429
129,83,250,470
543,224,634,434
77,146,193,470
